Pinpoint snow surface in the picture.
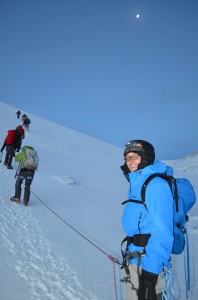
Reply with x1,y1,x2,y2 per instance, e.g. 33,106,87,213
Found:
0,102,197,300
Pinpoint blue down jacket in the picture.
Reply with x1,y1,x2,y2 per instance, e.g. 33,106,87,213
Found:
122,160,174,274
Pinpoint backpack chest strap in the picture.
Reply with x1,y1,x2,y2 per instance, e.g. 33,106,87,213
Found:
122,199,144,205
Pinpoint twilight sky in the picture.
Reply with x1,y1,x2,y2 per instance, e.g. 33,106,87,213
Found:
0,0,197,159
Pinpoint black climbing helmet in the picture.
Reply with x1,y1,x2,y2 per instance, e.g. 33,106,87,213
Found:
124,139,155,168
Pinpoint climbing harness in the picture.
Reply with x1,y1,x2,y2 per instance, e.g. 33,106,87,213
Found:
120,233,150,292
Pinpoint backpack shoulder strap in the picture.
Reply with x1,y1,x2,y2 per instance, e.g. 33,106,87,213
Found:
122,173,175,210
122,174,165,209
141,173,178,211
141,174,162,205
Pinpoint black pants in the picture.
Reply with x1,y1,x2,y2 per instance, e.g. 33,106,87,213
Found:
4,145,15,167
15,169,34,203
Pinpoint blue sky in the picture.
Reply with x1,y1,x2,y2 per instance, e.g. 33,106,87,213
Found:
0,0,198,160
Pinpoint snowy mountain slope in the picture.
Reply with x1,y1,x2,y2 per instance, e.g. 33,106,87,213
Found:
0,101,198,300
164,151,198,175
0,102,126,300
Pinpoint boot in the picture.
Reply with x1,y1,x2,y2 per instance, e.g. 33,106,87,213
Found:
10,196,20,203
7,165,13,169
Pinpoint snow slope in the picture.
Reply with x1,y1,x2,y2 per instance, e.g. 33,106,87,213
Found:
0,102,197,300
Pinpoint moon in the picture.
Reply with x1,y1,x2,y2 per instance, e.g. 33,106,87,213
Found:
136,14,140,19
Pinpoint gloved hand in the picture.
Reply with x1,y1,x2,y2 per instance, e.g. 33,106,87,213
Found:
138,269,158,300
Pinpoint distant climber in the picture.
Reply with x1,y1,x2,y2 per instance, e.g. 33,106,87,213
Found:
0,128,22,169
22,114,31,131
16,110,21,119
11,146,39,206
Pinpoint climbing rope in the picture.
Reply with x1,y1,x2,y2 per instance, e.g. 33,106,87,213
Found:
109,256,120,300
29,187,122,300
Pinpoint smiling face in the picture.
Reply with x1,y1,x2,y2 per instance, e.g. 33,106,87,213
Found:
124,151,141,172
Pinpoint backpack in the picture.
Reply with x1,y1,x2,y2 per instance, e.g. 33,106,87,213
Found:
5,130,16,145
141,174,196,255
141,174,196,298
21,147,39,170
